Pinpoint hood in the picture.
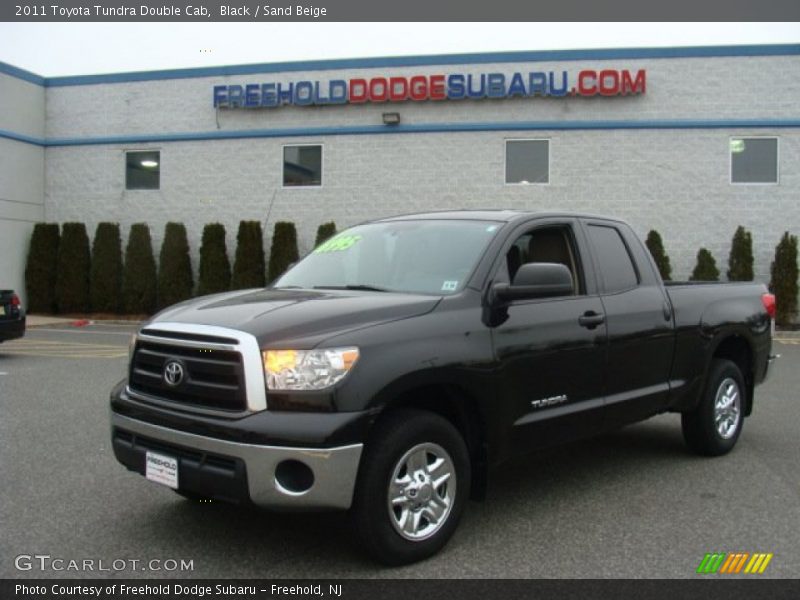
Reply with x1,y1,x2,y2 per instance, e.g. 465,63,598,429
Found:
150,288,441,347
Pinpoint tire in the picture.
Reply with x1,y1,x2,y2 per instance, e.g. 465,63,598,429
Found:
351,408,471,566
682,358,746,456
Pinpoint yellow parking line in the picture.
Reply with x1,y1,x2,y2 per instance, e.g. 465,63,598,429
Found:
774,338,800,345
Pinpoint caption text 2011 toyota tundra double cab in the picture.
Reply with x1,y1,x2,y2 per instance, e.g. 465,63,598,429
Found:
110,211,776,565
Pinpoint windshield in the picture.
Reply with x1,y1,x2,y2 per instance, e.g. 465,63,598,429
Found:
275,219,502,295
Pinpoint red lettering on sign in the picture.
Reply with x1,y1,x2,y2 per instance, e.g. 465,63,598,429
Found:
369,77,388,102
389,77,408,101
621,70,646,95
577,70,597,96
429,75,446,100
349,78,368,103
598,70,620,96
410,76,428,100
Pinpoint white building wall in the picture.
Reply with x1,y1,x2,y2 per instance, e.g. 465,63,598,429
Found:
44,127,800,283
2,49,797,307
0,71,45,307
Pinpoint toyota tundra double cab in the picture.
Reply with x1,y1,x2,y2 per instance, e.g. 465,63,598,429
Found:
110,211,776,564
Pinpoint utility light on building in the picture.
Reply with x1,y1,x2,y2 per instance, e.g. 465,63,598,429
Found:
140,159,159,168
382,112,401,126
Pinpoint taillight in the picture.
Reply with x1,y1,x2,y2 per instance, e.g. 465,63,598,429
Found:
10,294,20,307
762,293,776,319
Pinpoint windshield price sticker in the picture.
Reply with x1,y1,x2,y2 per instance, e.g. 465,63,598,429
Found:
314,235,362,254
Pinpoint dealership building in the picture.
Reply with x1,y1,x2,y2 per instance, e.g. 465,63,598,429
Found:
1,44,798,307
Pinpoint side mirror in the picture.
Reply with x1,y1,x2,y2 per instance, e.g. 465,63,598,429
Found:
494,263,574,302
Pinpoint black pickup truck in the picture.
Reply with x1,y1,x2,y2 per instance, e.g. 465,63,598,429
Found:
0,290,25,342
111,211,776,565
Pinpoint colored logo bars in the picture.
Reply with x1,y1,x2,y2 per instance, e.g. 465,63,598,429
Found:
696,552,773,575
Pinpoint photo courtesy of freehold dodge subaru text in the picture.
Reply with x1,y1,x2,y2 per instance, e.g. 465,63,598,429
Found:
111,211,777,565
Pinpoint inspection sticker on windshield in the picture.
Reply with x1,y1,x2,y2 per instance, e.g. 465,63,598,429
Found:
145,451,178,489
441,280,458,292
314,234,362,253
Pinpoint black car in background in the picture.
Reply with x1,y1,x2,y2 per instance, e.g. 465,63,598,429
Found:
0,290,25,342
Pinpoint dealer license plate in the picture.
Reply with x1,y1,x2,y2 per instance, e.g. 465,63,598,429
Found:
145,451,178,489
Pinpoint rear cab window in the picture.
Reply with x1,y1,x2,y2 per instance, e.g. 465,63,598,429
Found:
586,224,640,293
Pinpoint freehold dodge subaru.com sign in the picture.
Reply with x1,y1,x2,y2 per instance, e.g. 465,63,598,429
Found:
212,69,647,108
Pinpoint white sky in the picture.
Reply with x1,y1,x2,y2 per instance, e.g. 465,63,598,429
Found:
0,22,798,77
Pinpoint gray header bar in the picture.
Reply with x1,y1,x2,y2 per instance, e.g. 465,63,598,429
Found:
3,0,800,21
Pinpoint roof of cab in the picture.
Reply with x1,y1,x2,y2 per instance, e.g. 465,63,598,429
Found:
375,209,621,224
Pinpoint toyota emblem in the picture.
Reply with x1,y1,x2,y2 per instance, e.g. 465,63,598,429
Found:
163,360,185,386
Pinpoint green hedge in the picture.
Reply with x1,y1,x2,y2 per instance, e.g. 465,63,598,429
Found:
231,221,266,290
54,223,91,314
770,232,798,326
314,221,337,248
197,223,231,296
121,223,157,315
727,226,754,282
90,222,122,313
644,230,672,281
690,248,720,282
268,221,299,282
158,222,194,310
25,223,60,314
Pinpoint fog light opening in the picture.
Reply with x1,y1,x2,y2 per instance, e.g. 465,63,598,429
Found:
275,460,315,495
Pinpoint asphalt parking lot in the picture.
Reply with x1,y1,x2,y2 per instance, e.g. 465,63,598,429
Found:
1,323,799,579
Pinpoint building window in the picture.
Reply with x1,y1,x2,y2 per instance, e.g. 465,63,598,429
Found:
505,139,549,185
730,137,778,184
283,145,322,187
125,151,160,190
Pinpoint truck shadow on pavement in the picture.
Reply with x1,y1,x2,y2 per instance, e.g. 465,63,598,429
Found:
124,416,697,575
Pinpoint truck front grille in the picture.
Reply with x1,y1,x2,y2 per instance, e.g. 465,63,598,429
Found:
129,338,247,412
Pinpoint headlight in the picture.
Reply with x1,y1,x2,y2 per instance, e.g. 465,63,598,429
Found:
263,347,359,391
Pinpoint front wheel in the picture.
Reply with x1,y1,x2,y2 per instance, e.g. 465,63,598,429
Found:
682,358,746,456
351,409,470,565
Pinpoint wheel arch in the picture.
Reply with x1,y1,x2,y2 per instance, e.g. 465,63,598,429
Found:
710,334,755,416
371,382,489,501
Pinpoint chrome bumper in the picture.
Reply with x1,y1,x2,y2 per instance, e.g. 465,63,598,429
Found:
112,413,363,510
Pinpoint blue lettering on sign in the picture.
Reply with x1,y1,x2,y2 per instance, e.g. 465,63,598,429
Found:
447,74,465,100
261,83,277,107
228,85,243,108
508,73,526,97
466,74,485,99
529,72,547,96
295,81,313,106
549,71,568,97
245,84,260,107
329,80,348,104
486,73,505,98
277,82,293,105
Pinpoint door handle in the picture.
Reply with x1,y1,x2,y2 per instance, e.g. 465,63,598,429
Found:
578,311,605,329
662,302,672,322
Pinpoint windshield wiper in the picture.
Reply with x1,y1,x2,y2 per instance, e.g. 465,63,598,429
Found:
313,285,391,292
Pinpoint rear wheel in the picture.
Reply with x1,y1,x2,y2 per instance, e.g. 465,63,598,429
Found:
351,409,470,565
682,358,745,456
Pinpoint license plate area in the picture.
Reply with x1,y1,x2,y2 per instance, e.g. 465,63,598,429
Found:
145,451,178,489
